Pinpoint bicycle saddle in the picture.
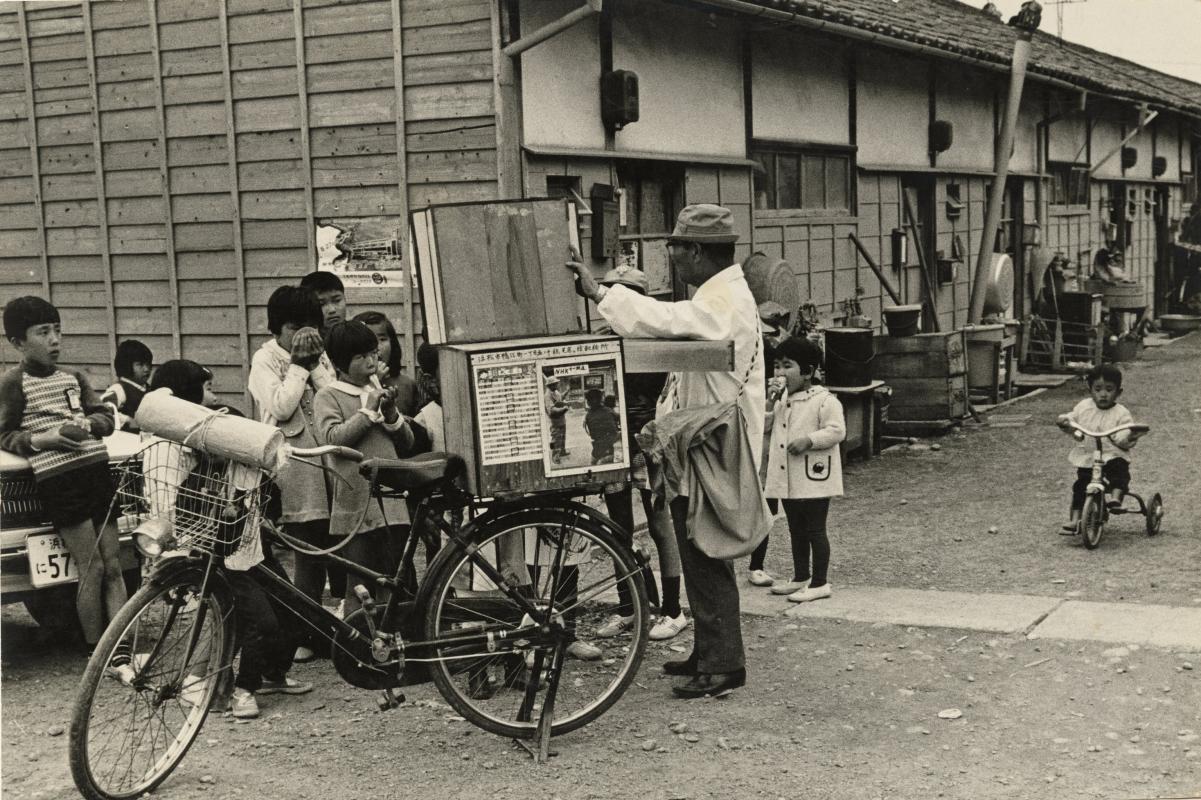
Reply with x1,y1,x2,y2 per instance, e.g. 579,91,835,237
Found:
359,452,466,492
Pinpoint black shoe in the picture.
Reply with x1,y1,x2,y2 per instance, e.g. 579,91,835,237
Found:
662,654,698,676
671,668,746,699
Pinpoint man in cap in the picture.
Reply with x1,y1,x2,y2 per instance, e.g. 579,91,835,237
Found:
568,203,765,699
544,373,570,463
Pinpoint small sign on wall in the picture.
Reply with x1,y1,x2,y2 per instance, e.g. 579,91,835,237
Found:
316,216,406,288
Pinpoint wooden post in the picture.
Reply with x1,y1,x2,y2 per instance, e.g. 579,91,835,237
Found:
291,0,316,270
81,2,118,363
145,0,182,358
218,2,252,407
491,0,522,199
390,0,416,376
16,6,49,298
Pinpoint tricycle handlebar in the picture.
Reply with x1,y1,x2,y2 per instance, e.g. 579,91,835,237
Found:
1067,420,1150,439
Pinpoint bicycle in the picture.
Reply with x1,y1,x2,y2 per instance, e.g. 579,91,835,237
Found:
68,438,649,800
1065,420,1164,549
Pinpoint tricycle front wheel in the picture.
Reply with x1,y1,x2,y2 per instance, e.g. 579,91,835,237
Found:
1080,494,1105,550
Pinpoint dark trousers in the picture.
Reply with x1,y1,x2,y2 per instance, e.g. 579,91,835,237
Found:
231,550,300,692
748,498,778,571
288,518,346,605
781,498,831,587
670,496,744,674
1071,459,1131,511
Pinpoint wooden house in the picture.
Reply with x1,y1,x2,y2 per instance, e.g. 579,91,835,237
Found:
0,0,1198,402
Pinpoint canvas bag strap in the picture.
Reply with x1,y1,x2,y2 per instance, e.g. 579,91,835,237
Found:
734,319,762,403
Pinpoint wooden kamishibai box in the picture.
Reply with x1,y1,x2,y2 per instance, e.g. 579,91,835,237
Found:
411,197,735,495
873,330,969,421
439,334,631,497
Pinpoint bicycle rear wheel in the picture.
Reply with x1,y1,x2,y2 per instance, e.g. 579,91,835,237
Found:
422,507,648,739
69,564,234,800
1080,494,1105,550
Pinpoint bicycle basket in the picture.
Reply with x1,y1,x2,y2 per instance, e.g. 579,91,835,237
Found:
116,439,270,559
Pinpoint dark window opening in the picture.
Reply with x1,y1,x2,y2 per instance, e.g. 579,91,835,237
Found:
1048,161,1089,207
752,142,854,214
615,161,684,236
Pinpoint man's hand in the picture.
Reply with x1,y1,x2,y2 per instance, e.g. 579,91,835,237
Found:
32,427,85,452
566,245,602,302
634,420,656,452
787,435,812,456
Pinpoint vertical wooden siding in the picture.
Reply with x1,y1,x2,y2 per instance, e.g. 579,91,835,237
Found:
0,0,498,399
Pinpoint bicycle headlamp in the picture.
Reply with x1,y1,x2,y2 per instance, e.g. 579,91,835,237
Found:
133,517,175,558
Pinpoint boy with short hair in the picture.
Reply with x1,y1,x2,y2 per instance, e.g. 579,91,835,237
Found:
300,271,347,330
0,296,130,669
1056,364,1142,532
101,339,153,431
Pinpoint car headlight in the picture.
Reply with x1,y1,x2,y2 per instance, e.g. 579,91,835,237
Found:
133,517,175,557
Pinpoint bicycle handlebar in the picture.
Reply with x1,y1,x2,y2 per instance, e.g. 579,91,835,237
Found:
287,444,364,462
1066,421,1150,439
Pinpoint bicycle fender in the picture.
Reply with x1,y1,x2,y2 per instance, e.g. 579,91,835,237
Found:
148,556,235,603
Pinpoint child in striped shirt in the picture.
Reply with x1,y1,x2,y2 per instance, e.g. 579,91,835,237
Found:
1,297,131,676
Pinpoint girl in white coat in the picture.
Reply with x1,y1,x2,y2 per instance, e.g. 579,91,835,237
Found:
764,337,846,603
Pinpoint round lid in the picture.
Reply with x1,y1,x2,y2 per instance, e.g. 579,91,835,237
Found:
983,253,1014,315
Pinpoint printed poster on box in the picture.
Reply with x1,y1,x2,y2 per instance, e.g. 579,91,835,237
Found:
468,339,628,478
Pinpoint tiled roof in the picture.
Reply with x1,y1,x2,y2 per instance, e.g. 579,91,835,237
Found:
725,0,1201,116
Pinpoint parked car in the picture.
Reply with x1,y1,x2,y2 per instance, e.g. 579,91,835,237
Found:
1,431,143,628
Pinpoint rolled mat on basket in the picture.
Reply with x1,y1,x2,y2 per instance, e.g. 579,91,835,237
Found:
135,388,286,471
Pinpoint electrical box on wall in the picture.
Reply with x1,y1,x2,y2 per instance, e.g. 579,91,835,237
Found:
591,183,620,260
601,70,639,131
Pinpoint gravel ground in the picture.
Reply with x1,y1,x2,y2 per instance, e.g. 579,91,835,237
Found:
3,333,1198,800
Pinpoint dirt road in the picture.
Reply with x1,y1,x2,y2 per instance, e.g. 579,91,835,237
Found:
3,334,1198,799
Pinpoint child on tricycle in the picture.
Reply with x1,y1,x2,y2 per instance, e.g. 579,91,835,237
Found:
1056,364,1162,548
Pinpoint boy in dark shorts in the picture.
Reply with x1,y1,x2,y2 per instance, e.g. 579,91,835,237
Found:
583,387,620,464
1,296,130,674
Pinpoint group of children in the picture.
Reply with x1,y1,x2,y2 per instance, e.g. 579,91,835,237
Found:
2,267,1145,713
1,271,444,719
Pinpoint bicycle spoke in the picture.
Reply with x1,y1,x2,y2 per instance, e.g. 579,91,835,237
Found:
423,509,647,739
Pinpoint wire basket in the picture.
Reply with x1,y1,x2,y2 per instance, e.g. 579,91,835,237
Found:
114,439,271,560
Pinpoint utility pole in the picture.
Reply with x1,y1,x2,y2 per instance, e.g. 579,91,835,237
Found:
969,1,1043,323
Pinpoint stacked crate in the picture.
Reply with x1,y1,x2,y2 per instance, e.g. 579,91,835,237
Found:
873,331,970,428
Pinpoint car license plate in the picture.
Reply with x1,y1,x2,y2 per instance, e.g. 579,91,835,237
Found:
26,533,78,588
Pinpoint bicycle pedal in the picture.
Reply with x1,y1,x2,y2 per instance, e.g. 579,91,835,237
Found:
353,584,375,608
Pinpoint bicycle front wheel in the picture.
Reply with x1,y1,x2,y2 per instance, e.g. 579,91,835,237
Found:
422,507,648,739
69,564,234,800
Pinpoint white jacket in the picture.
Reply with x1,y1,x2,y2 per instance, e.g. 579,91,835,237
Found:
764,386,846,499
597,263,765,466
247,339,335,437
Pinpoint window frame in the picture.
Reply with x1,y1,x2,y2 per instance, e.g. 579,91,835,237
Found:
1047,160,1090,210
750,139,857,218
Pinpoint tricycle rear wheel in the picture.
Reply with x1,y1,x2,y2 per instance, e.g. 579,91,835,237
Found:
1145,493,1164,536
